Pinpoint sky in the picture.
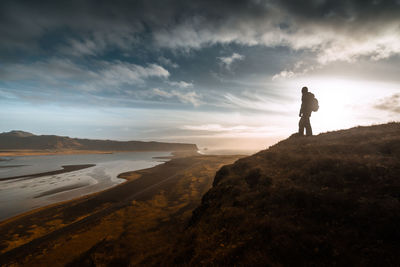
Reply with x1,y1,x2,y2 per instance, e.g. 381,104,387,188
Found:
0,0,399,151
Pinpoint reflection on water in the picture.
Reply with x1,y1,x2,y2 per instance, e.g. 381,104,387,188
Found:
0,152,170,221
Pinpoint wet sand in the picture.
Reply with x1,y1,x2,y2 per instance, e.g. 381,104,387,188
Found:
34,183,91,198
0,154,243,266
0,164,96,181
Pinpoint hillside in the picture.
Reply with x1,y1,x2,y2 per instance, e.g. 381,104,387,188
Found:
166,123,400,266
0,131,197,152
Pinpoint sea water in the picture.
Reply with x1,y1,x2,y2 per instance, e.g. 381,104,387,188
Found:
0,151,171,221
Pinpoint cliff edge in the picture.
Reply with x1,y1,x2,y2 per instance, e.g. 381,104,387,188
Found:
171,123,400,266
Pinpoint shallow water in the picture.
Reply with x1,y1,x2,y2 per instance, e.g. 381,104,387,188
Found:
0,151,170,221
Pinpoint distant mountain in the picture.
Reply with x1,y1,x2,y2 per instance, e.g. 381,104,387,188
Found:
0,131,198,152
1,130,35,138
169,123,400,265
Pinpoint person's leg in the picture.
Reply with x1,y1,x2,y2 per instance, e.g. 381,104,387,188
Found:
298,117,305,136
305,116,312,136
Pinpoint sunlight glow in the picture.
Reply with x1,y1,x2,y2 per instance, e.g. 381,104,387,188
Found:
293,77,399,134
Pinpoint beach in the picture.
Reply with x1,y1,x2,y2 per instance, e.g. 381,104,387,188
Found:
0,153,243,266
0,151,173,221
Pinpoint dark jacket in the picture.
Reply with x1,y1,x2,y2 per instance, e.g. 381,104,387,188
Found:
300,92,313,117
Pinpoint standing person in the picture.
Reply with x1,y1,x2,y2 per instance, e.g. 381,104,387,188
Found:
298,86,314,136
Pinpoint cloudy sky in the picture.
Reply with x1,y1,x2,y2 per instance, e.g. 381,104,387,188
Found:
0,0,399,151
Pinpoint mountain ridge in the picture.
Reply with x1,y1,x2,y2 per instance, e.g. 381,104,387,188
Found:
0,130,198,152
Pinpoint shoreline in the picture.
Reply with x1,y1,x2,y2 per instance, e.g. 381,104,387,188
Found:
0,151,196,222
0,151,233,223
0,154,242,225
0,164,96,181
0,149,199,157
0,154,244,266
0,150,113,157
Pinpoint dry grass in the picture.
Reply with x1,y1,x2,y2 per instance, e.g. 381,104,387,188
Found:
170,123,400,266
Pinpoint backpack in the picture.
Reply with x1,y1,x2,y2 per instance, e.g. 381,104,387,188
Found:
308,92,319,112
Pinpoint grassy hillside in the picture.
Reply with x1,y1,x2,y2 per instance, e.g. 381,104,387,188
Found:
167,123,400,266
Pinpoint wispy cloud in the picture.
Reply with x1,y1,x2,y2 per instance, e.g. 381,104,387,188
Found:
168,81,194,88
152,88,201,106
218,53,245,69
158,56,179,68
272,70,295,81
223,92,291,114
182,124,253,132
181,123,280,138
0,59,169,91
97,62,170,87
61,38,103,56
374,93,400,114
0,58,95,82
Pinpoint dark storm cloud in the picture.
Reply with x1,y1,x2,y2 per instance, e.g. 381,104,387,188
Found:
1,0,399,61
1,0,399,110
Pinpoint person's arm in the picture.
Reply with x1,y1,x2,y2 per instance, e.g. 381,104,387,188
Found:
299,98,304,117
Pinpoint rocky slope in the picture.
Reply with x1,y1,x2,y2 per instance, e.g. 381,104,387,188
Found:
169,123,400,266
0,131,197,151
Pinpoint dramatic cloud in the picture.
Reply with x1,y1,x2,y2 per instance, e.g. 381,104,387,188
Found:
1,0,399,65
150,0,400,68
0,0,399,147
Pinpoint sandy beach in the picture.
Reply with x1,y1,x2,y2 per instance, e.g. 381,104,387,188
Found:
0,153,243,266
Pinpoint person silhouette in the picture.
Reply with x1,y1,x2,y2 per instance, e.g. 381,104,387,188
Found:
298,86,313,136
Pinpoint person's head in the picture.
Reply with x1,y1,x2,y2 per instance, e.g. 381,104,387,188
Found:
301,86,308,94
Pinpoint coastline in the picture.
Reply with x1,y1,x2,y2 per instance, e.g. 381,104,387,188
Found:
0,164,96,181
0,151,176,222
0,149,200,157
0,153,178,223
0,153,244,266
0,150,113,157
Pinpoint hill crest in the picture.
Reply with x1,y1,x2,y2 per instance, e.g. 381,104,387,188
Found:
0,130,35,138
170,122,400,266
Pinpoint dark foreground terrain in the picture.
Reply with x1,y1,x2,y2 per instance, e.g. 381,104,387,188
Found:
167,122,400,266
0,154,242,266
1,123,399,266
